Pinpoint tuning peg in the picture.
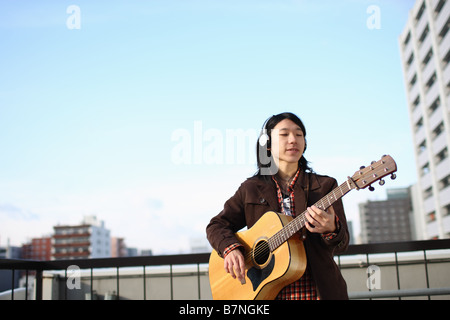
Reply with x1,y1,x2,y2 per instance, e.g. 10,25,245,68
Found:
360,166,365,170
379,179,385,186
391,173,397,180
368,186,375,192
371,161,376,165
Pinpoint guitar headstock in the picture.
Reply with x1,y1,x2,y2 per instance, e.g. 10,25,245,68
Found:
349,155,397,191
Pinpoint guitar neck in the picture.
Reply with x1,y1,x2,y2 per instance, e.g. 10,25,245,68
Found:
268,179,354,251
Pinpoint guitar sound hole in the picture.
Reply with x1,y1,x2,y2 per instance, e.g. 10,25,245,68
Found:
253,240,271,266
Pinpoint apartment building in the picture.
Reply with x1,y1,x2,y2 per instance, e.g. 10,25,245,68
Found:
52,216,111,260
399,0,450,239
359,188,414,243
21,237,52,261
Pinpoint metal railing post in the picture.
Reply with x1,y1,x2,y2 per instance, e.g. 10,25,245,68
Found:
394,251,401,300
35,270,43,300
143,265,147,300
423,250,431,300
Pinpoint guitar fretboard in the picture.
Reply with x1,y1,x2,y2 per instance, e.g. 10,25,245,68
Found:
268,179,353,251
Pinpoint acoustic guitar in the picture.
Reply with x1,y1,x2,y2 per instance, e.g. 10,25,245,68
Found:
208,155,397,300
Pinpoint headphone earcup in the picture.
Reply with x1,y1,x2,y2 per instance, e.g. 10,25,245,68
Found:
259,133,269,146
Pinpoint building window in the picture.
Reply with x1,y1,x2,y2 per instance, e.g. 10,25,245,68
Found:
443,49,450,66
415,1,426,22
421,162,430,176
418,139,427,153
438,16,450,41
415,117,424,132
439,174,450,190
424,186,433,198
428,97,440,116
442,204,450,216
432,121,444,140
435,147,448,165
411,95,421,112
404,31,411,47
407,52,414,66
435,0,445,14
419,24,429,44
410,73,417,88
422,48,433,67
426,72,436,91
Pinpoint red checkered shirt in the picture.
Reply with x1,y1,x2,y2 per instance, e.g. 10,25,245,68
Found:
271,170,319,300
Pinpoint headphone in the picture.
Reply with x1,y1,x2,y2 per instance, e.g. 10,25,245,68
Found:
258,116,271,147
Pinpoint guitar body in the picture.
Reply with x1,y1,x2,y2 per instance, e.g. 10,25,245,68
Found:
208,211,307,300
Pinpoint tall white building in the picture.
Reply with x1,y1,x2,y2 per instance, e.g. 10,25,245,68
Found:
399,0,450,239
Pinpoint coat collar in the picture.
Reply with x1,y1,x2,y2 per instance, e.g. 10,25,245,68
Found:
296,170,321,191
251,170,322,211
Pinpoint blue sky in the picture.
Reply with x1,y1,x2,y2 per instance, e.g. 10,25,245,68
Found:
0,0,416,253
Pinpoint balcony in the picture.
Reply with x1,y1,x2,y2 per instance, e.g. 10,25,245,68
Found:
1,240,450,300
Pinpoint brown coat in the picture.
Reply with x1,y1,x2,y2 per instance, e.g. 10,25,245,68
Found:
206,170,349,300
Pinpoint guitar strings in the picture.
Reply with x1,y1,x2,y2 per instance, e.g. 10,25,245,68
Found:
246,215,307,263
246,182,351,263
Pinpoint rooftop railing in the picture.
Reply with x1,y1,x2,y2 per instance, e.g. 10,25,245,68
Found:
1,239,450,300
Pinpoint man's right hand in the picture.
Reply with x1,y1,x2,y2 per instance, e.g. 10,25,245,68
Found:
224,249,246,284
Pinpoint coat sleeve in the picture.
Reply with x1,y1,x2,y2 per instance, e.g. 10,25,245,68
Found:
206,183,247,257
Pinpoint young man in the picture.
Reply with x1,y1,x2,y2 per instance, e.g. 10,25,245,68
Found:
206,112,349,300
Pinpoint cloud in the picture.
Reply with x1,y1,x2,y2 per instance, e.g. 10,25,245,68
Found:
0,203,39,220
